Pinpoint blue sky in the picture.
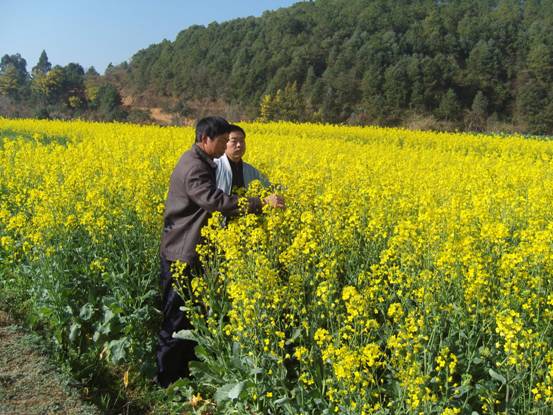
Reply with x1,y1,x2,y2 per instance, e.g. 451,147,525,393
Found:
1,0,300,73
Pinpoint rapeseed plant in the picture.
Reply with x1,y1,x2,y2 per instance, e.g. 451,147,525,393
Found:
1,118,553,413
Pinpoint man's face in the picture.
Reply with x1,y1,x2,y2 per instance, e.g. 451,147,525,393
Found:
201,133,229,158
226,131,246,162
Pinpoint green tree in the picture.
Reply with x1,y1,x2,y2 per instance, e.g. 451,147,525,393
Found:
406,56,425,112
526,42,553,84
472,90,489,116
516,78,553,134
465,91,489,131
515,25,553,134
86,66,100,77
0,54,29,100
63,63,86,109
3,0,547,132
279,81,304,121
384,60,410,118
32,50,52,77
91,83,127,121
465,40,508,109
258,82,304,122
31,66,65,104
84,67,101,104
259,94,276,122
436,89,461,121
0,65,22,99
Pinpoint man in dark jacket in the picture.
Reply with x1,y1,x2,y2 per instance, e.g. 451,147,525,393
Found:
157,116,283,387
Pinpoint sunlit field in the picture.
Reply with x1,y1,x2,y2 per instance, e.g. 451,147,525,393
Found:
1,118,553,414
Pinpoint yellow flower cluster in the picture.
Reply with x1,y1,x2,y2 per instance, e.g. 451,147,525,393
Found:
2,118,553,413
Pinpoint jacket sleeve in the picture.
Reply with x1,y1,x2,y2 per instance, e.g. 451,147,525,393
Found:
185,163,262,214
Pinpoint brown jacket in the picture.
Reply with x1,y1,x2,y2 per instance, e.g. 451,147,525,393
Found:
160,144,262,263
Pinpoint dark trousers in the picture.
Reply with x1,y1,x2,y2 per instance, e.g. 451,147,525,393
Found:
156,256,197,387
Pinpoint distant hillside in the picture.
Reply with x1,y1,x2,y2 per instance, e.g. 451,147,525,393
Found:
115,0,553,134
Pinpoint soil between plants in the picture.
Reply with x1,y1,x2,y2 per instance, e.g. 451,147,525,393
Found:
0,310,101,415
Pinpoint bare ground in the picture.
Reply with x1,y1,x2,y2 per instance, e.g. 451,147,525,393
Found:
0,311,100,415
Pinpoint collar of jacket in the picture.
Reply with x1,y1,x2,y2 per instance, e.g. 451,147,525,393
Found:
193,144,217,169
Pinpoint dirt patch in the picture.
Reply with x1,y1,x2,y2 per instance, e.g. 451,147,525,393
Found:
148,107,174,124
0,311,100,415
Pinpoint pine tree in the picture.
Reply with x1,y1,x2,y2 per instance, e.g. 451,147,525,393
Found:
465,91,489,131
436,89,461,121
259,94,275,121
280,81,304,121
32,50,51,77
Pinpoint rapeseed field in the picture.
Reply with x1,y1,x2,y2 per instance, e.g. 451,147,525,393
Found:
1,118,552,414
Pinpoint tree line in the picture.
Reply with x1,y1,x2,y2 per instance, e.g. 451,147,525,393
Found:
124,0,553,134
0,51,145,122
3,0,553,134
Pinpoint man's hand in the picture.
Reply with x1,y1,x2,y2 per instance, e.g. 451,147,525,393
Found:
263,194,285,209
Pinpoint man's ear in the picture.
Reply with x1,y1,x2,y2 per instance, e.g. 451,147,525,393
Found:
200,134,209,145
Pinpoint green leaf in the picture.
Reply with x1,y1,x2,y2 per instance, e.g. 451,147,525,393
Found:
69,322,81,342
231,356,244,370
392,381,402,395
232,341,241,357
488,368,506,384
214,383,235,403
274,396,289,405
108,338,128,364
166,378,193,399
194,344,207,359
173,329,197,341
188,361,211,378
212,381,246,402
93,318,113,340
79,303,94,321
227,381,245,400
285,328,301,345
103,308,115,323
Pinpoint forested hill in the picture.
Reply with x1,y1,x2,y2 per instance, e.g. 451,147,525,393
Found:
122,0,553,133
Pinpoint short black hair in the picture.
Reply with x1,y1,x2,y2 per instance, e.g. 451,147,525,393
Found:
195,116,231,143
229,124,246,139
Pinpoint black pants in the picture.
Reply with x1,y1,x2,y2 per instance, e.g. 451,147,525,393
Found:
156,256,197,388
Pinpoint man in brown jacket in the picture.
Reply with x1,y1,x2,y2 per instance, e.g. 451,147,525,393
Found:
157,116,283,387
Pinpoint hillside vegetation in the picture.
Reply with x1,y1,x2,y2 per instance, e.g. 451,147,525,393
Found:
123,0,553,134
2,0,553,134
